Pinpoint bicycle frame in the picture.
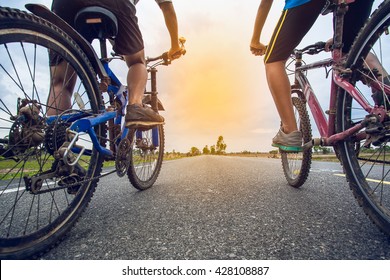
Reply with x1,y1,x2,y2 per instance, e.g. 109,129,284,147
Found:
27,5,163,164
65,60,129,159
53,58,162,166
293,0,390,147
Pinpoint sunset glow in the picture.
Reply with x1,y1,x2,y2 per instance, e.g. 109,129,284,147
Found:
8,0,361,152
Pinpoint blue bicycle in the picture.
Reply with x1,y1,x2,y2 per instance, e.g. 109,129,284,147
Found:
0,4,185,259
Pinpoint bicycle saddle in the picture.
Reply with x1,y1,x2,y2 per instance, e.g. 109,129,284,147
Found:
74,6,118,42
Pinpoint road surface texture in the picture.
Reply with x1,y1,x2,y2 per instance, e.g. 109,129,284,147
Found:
42,156,390,260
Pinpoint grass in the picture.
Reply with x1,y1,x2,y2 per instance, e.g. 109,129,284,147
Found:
0,152,183,181
0,151,376,181
0,157,55,180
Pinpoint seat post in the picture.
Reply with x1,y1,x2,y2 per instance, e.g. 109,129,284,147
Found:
100,39,108,59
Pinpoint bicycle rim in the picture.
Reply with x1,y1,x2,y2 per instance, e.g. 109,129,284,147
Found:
127,125,164,190
0,8,104,258
337,0,390,235
281,95,312,188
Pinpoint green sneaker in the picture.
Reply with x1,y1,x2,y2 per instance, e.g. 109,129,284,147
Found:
272,129,303,152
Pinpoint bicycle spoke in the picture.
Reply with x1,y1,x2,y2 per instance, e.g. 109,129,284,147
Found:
280,96,312,188
0,8,103,258
336,1,390,235
21,42,42,106
128,126,164,190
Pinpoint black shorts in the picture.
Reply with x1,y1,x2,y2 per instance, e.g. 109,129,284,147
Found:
342,0,374,53
264,0,374,64
264,0,326,64
51,0,144,57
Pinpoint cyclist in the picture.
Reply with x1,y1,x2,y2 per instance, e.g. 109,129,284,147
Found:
250,0,374,152
48,0,183,128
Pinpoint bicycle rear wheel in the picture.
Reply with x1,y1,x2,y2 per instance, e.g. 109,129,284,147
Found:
127,125,164,190
336,0,390,235
0,7,105,258
280,94,312,188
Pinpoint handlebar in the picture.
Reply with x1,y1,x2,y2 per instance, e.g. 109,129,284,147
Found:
146,36,186,66
108,37,186,66
295,41,326,55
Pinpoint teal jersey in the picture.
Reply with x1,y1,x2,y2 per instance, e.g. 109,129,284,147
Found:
284,0,311,9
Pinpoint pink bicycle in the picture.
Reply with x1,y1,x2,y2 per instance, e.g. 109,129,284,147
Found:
282,0,390,235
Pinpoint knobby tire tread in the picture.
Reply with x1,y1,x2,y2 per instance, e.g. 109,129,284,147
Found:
127,125,165,190
281,96,312,188
336,0,390,235
0,6,106,258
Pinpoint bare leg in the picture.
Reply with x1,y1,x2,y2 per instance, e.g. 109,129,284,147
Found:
265,61,298,134
124,49,147,106
123,49,164,126
366,52,389,78
47,61,76,116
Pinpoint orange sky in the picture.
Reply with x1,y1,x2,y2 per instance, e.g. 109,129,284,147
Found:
13,0,364,152
137,0,280,152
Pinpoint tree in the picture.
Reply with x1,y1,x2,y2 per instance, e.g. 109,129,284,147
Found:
203,145,210,154
189,146,201,156
210,145,216,155
216,136,227,154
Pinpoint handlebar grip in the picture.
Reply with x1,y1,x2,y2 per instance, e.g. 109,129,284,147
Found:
315,41,326,49
179,37,186,45
162,52,169,62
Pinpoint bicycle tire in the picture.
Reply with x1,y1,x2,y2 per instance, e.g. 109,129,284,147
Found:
336,0,390,235
0,7,105,258
127,124,164,190
281,94,312,188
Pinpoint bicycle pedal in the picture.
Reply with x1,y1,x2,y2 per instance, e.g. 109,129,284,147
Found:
303,140,314,151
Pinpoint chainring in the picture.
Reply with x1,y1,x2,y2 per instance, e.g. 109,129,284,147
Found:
115,138,132,177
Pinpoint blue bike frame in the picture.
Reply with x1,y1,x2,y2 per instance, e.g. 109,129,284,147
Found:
46,60,160,162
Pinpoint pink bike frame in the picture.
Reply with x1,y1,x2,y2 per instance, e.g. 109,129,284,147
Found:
294,0,390,147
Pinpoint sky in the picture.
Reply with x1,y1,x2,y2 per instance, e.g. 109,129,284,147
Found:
6,0,382,153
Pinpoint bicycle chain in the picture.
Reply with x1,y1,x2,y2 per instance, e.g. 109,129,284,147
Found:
32,169,118,195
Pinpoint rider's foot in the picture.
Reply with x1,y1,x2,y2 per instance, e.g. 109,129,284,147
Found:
272,128,303,152
125,104,164,128
372,75,390,107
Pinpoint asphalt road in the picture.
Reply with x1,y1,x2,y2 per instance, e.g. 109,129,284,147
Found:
41,155,390,260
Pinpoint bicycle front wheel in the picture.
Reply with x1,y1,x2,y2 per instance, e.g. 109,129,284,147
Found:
336,0,390,235
281,94,312,188
127,125,164,190
0,7,105,258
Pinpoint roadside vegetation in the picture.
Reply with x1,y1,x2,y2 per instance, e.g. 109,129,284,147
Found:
175,135,345,162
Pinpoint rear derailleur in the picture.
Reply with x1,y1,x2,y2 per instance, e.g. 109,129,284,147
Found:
25,142,86,195
363,108,390,148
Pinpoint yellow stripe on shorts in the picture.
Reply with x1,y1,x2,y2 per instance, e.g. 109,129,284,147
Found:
265,9,289,63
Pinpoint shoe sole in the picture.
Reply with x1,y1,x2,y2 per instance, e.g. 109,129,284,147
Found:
125,121,164,129
272,143,303,152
